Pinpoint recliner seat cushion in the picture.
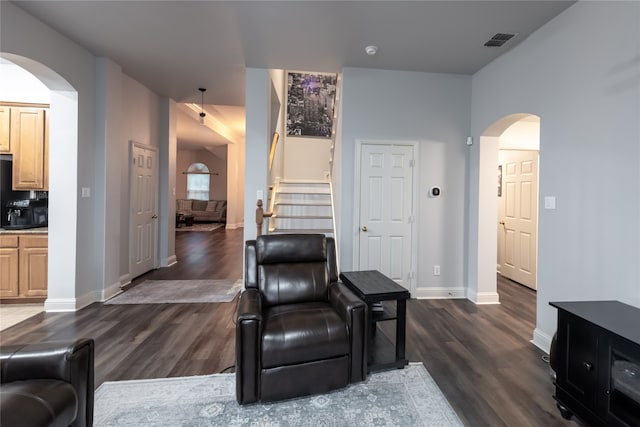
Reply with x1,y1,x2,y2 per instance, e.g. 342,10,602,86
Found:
261,302,349,368
0,379,78,427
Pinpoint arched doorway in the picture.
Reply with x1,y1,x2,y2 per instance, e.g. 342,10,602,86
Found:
474,112,541,316
1,53,80,312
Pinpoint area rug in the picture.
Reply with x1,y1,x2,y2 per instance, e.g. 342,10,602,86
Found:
176,223,224,232
94,363,463,426
105,279,242,304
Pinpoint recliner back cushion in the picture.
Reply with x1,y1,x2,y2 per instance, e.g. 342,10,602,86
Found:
255,234,329,306
259,262,328,306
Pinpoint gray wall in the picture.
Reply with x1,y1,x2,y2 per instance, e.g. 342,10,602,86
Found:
471,1,640,345
339,68,471,293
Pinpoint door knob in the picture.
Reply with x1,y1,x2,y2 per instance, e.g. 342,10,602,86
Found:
499,220,505,225
361,226,368,232
152,214,158,219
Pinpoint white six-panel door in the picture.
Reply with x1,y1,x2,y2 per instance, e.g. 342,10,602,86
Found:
498,149,538,289
130,142,158,278
358,143,414,291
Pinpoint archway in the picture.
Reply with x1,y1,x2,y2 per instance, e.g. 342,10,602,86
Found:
475,112,541,318
1,53,80,312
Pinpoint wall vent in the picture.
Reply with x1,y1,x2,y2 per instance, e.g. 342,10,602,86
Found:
484,33,517,47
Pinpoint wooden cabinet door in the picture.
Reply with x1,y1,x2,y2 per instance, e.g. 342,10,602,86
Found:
561,312,600,408
11,107,46,190
0,236,20,297
0,106,10,153
19,235,48,297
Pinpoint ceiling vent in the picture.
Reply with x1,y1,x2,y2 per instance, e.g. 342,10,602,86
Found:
484,33,517,47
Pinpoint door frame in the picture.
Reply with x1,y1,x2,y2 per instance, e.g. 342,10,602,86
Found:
129,140,159,278
352,139,419,294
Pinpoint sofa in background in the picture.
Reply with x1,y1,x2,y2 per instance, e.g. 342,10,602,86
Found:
0,338,95,427
176,199,227,223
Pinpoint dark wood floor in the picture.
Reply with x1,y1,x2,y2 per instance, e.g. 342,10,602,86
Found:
0,227,579,426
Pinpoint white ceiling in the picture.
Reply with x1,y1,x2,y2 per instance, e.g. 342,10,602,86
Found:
12,0,575,150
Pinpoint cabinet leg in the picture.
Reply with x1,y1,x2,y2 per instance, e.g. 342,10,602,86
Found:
556,403,573,420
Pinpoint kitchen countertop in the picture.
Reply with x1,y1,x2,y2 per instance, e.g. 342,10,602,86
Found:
0,227,48,235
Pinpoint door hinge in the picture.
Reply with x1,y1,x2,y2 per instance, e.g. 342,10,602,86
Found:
408,216,414,223
409,160,415,167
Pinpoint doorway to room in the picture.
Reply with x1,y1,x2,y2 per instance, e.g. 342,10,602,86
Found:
480,113,541,301
1,53,80,311
496,116,540,290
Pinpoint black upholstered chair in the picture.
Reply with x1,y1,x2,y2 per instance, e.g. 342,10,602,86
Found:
0,338,94,427
236,234,367,404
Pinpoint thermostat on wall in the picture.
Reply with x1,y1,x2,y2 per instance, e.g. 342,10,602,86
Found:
430,187,441,197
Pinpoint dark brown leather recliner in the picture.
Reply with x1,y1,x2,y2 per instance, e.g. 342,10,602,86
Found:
0,338,94,427
236,234,367,404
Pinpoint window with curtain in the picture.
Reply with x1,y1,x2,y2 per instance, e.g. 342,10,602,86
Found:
186,162,210,200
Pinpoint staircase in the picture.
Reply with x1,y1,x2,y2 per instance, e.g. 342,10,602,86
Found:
268,180,335,237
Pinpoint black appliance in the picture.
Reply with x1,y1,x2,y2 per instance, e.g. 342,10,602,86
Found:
1,156,48,230
3,199,48,229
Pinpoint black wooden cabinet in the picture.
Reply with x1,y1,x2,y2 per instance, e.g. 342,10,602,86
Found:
550,301,640,427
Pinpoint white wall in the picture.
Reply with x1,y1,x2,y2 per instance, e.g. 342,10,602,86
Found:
283,136,331,180
1,1,95,310
499,118,540,150
0,60,50,103
339,68,471,295
244,68,271,241
471,1,640,350
1,2,176,308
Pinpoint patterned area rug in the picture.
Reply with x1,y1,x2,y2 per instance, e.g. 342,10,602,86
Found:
105,279,242,304
94,363,462,426
176,223,224,232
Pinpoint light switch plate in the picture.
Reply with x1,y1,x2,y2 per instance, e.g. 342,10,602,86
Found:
544,196,556,209
81,187,90,198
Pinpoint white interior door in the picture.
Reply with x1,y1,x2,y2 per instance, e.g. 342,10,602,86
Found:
130,142,158,278
358,143,414,290
498,149,538,289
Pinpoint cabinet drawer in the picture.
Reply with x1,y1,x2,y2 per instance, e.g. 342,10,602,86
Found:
20,235,48,248
0,236,19,248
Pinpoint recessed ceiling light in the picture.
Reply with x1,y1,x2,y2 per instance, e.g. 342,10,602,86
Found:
365,45,378,56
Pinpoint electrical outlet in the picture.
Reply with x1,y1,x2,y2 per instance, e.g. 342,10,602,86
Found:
433,265,440,276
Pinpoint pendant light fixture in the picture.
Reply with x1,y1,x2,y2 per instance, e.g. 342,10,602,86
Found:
198,87,206,125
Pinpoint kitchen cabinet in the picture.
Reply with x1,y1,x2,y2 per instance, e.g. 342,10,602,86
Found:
551,301,640,427
10,107,48,190
0,233,47,300
0,236,19,297
0,105,10,153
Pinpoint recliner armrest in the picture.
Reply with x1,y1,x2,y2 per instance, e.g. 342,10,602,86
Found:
236,288,263,404
329,282,367,382
0,338,95,427
237,288,262,322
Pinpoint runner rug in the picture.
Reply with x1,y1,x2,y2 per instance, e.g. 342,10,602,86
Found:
94,363,463,426
176,223,224,232
105,279,242,304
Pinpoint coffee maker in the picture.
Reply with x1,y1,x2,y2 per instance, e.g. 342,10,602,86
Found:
3,199,48,229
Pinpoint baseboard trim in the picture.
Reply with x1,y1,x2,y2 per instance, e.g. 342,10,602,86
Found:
44,298,78,312
102,280,123,302
165,255,178,267
119,274,131,288
532,328,553,354
225,223,244,230
467,290,500,305
414,287,466,299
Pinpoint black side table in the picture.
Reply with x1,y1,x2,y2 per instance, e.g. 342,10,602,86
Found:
340,270,410,373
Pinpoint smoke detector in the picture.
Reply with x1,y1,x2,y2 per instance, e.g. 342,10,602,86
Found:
365,45,378,56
